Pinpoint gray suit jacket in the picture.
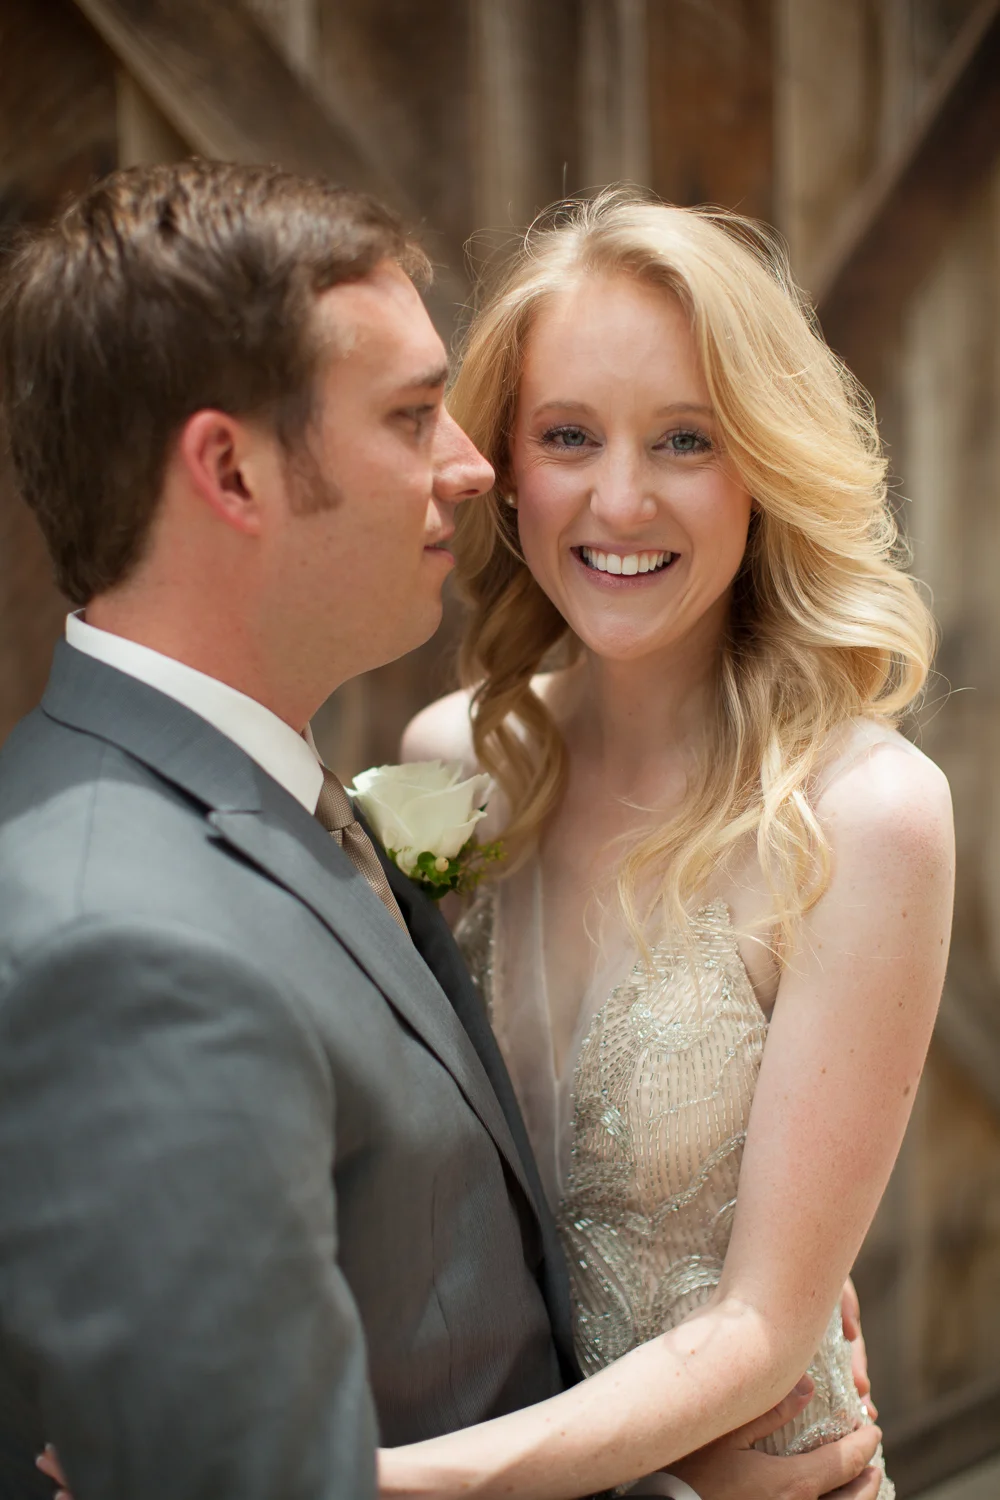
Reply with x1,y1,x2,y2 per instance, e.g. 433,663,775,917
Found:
0,644,578,1500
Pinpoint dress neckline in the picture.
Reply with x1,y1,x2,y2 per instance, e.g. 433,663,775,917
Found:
492,864,765,1211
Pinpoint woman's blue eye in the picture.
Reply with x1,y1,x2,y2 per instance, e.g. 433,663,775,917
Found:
662,429,711,454
540,425,711,453
542,426,589,448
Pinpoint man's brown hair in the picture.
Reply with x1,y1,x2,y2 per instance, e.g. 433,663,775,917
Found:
0,160,430,605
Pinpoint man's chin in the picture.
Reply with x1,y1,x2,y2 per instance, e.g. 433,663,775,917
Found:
401,600,446,657
366,602,445,675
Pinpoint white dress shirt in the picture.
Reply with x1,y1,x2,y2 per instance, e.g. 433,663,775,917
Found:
65,613,326,813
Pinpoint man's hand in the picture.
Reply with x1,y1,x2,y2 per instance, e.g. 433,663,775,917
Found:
667,1380,883,1500
841,1276,876,1419
36,1445,69,1499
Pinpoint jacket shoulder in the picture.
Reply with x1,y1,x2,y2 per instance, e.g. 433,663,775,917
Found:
0,710,217,964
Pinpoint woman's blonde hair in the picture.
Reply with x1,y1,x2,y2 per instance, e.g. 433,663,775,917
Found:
449,188,934,950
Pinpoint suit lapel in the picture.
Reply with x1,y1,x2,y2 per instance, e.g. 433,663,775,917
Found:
383,857,543,1192
208,789,536,1206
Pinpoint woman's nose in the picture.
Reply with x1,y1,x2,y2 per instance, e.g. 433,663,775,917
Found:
587,452,657,528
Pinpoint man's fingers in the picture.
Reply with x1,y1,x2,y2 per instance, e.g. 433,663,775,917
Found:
851,1333,872,1401
729,1377,815,1446
796,1426,882,1493
842,1276,872,1408
840,1277,861,1343
36,1446,69,1487
824,1463,883,1499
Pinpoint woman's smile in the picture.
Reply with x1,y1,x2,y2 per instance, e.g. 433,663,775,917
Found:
572,544,679,585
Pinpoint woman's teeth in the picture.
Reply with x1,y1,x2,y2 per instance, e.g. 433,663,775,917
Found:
578,546,673,576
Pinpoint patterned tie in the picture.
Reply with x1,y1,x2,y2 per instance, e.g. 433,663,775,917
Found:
314,766,408,934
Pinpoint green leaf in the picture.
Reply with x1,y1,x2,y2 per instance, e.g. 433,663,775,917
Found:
385,837,506,899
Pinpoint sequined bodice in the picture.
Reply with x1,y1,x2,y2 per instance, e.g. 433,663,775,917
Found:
456,887,891,1492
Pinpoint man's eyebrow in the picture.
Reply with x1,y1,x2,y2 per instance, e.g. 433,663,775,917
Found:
400,364,450,393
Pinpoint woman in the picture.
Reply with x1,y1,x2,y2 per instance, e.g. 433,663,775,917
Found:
390,191,954,1496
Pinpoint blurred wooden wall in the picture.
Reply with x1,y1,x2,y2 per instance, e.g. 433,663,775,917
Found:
775,5,1000,1469
1,0,999,1481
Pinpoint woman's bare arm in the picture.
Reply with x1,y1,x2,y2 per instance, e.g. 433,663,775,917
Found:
376,741,954,1499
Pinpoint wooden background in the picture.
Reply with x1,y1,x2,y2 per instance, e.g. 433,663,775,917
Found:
2,1,999,1489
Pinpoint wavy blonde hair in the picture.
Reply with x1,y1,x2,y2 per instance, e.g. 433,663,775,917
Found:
449,188,934,950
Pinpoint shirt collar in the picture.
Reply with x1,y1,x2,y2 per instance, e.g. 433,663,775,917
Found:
65,613,325,814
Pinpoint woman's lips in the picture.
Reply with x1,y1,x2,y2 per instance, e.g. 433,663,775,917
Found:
572,545,679,584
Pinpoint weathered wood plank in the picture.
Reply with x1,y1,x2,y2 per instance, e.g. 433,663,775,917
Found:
814,0,1000,387
116,69,188,167
470,0,582,233
69,0,412,210
773,0,880,285
246,0,318,79
579,0,651,190
887,1369,1000,1496
70,0,469,323
311,0,474,258
0,0,115,744
646,0,773,219
0,0,117,224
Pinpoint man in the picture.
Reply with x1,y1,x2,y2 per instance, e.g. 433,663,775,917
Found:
0,161,881,1499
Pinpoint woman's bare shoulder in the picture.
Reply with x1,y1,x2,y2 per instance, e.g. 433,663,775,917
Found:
400,689,478,774
401,669,567,769
814,722,953,872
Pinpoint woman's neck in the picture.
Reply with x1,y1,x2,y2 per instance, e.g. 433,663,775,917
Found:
556,621,723,801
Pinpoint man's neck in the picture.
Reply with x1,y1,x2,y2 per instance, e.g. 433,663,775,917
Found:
83,597,316,734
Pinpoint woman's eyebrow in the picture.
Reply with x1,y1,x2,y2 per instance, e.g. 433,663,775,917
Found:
529,399,598,418
527,399,715,419
655,402,715,417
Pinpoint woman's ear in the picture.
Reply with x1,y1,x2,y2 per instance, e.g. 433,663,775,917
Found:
176,409,266,536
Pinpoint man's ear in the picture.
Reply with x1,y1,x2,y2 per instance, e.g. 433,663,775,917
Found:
176,409,269,536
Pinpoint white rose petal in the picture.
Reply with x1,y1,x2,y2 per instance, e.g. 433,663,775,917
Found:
350,760,493,866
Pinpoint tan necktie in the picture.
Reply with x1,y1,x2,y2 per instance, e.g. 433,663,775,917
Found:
314,767,408,934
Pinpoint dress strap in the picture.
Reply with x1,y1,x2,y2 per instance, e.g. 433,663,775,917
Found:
810,719,914,804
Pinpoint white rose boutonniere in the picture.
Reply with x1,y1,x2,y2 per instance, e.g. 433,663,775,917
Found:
350,760,504,897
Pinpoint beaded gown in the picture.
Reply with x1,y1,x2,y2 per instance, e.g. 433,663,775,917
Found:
456,849,892,1496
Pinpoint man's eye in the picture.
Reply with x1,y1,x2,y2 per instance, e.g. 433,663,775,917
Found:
541,426,591,449
400,406,436,434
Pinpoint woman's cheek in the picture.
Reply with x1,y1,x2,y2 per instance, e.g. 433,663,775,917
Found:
684,481,752,557
517,510,570,608
517,511,556,591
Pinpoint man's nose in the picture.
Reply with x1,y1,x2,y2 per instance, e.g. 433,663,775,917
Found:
434,409,495,502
